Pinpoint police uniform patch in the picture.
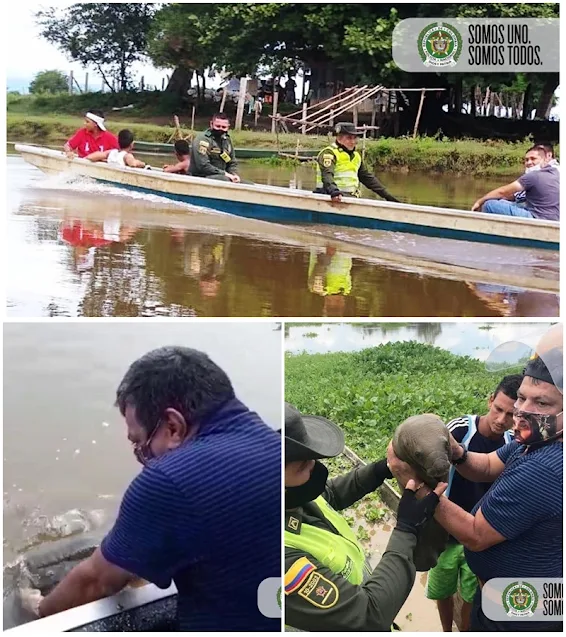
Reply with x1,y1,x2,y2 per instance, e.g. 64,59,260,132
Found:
322,153,334,168
219,151,231,163
198,140,209,155
284,557,316,595
297,572,339,608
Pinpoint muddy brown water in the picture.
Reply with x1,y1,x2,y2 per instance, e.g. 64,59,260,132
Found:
3,322,282,565
6,153,558,318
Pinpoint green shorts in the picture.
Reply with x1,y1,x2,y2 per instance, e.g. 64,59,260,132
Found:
425,542,477,603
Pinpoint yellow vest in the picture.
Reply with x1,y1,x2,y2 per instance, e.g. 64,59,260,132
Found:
315,144,362,196
284,496,370,585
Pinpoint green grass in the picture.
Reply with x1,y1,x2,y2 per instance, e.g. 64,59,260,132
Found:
285,341,522,461
7,110,551,175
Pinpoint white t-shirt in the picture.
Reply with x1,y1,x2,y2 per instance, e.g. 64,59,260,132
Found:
107,149,128,167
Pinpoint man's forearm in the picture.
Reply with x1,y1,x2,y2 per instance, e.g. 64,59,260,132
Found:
453,450,494,482
39,562,120,617
432,496,480,549
478,186,514,205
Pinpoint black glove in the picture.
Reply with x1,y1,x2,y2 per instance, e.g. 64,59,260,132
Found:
395,486,440,536
372,458,393,484
329,187,342,199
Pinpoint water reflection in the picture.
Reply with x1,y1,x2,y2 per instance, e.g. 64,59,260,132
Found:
285,322,554,357
7,157,559,318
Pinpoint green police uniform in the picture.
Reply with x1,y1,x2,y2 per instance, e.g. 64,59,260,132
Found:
189,128,239,180
315,142,399,202
285,463,417,631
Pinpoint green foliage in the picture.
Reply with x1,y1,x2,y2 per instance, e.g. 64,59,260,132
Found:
285,341,522,460
36,3,155,91
29,70,69,95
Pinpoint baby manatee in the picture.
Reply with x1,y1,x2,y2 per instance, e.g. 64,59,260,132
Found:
392,413,451,571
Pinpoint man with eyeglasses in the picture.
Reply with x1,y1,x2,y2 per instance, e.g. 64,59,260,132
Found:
21,346,281,631
388,324,563,632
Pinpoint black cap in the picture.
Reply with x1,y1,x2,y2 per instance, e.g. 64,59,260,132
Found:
334,122,363,136
285,403,344,462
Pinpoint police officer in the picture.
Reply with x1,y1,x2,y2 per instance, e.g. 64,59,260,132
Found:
189,113,251,183
284,403,446,631
315,122,399,203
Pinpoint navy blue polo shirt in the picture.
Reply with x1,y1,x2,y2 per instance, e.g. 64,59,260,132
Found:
101,398,281,631
465,440,563,581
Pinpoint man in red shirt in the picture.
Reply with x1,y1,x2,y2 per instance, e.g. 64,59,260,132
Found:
64,110,119,158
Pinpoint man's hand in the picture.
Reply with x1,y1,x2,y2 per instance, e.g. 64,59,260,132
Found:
448,433,464,461
386,441,419,488
330,193,342,203
226,172,241,183
471,199,483,212
19,588,43,618
65,151,76,160
395,479,447,536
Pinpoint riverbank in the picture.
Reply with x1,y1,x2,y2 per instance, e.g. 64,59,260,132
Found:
7,113,540,175
285,341,522,459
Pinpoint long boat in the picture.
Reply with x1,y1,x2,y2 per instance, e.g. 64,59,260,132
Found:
133,140,317,159
4,582,178,633
15,145,559,251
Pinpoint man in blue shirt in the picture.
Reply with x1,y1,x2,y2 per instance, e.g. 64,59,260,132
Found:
425,374,522,632
26,346,281,631
388,330,563,632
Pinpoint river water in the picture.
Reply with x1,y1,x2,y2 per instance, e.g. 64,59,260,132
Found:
285,321,554,357
6,152,559,318
3,322,282,564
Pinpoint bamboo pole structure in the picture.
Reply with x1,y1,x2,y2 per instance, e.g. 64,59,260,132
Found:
303,85,370,126
84,73,89,93
306,85,384,132
412,88,426,139
191,106,196,131
271,77,280,134
301,103,307,135
286,85,358,118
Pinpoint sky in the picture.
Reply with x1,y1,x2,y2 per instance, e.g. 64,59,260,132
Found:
5,1,168,93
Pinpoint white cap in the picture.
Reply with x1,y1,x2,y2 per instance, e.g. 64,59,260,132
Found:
85,112,106,131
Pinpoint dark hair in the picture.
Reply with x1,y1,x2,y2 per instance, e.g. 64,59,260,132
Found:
118,129,134,149
535,142,554,157
493,374,523,401
89,109,105,119
211,112,230,122
525,145,546,158
174,139,190,155
115,346,235,434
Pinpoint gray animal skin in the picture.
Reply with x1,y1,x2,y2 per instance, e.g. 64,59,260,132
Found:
3,530,106,630
392,413,451,571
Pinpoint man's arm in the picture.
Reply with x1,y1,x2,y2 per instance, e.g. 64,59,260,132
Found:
323,460,392,511
448,435,507,483
39,548,133,617
358,164,400,202
163,159,189,174
472,180,523,211
191,137,225,177
85,150,111,162
285,529,417,631
225,143,239,176
316,152,341,199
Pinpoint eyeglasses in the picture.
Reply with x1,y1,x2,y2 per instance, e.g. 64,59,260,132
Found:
133,421,162,466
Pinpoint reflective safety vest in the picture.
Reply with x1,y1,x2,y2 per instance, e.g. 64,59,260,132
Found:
284,496,370,585
315,144,362,196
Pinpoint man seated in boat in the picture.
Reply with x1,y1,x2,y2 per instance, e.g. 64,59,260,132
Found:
85,129,146,169
472,146,559,221
314,122,399,203
163,139,191,174
514,142,559,207
63,110,119,159
189,113,252,183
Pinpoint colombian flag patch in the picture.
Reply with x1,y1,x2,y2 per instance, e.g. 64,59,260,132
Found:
284,557,316,595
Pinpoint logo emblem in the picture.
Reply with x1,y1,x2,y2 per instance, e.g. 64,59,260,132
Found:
502,581,539,617
288,516,299,531
418,22,462,67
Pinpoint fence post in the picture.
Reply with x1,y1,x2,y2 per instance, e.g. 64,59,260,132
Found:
68,70,74,94
301,102,307,135
84,73,89,93
235,77,247,131
191,105,196,131
271,77,280,134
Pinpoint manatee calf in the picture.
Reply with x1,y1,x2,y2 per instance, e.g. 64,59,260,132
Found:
392,413,451,571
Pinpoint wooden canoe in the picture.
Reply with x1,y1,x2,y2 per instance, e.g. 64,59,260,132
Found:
15,145,559,251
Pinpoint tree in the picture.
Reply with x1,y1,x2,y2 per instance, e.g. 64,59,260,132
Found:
29,70,69,94
36,3,156,92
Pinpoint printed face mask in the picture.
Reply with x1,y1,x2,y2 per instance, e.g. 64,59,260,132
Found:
512,408,563,446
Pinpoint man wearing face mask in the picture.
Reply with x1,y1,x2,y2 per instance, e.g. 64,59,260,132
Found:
388,324,563,632
22,346,281,631
284,403,446,631
190,113,251,183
